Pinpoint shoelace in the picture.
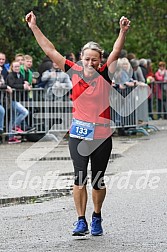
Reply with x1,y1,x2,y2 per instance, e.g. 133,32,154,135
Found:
73,219,85,226
91,217,103,227
73,219,87,231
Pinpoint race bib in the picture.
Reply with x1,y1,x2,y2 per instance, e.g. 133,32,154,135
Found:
70,119,95,140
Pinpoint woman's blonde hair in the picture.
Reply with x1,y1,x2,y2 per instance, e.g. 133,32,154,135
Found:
117,57,131,72
81,41,104,58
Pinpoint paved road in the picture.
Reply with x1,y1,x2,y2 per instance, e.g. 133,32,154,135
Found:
0,132,138,200
0,121,167,251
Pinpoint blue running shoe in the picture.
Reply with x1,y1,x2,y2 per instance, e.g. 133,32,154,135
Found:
72,219,89,236
91,217,103,236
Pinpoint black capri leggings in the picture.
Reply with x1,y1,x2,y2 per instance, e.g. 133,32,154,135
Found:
69,136,112,190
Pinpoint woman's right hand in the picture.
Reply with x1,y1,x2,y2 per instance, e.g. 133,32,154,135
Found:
25,11,36,29
24,82,31,91
6,86,12,94
119,16,130,32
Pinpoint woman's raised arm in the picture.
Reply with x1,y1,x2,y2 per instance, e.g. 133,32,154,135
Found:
26,11,66,72
107,16,131,73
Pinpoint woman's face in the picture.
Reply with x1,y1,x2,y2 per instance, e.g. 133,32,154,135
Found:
81,49,101,77
0,53,6,67
122,62,129,71
159,65,165,70
12,62,20,73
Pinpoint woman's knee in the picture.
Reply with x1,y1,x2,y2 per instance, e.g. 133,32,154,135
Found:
0,105,5,116
91,174,105,190
20,106,29,117
74,169,88,186
24,108,29,117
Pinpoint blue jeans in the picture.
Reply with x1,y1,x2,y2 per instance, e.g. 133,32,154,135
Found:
9,101,28,138
0,104,5,131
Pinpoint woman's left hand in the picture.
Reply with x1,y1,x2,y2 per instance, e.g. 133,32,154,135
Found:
120,16,131,32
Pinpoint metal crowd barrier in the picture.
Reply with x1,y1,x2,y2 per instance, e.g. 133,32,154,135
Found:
110,86,137,129
0,88,45,134
0,87,73,137
41,87,73,133
110,84,151,135
0,83,160,141
147,81,167,120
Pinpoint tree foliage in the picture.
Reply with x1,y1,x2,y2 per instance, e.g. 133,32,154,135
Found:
0,0,166,69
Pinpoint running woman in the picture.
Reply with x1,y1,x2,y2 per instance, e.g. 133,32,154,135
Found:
26,11,130,236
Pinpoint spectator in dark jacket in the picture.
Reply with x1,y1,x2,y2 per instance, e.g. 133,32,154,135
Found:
38,56,53,76
139,58,148,82
6,61,30,143
0,66,12,135
0,52,9,81
37,56,53,87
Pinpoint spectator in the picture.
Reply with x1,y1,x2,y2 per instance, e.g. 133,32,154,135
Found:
127,52,136,61
139,58,148,82
65,52,76,62
127,53,146,83
20,54,37,88
154,61,167,119
0,52,9,81
41,62,72,100
113,57,147,132
38,56,52,76
146,59,155,84
155,61,167,82
75,51,82,62
113,57,134,89
112,57,134,132
41,62,72,131
37,56,53,87
6,61,30,143
15,53,25,66
130,58,145,83
0,103,5,136
146,59,155,120
0,66,12,135
119,49,127,59
20,54,37,129
101,51,109,65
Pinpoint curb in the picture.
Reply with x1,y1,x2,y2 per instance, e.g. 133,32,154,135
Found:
0,188,72,208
